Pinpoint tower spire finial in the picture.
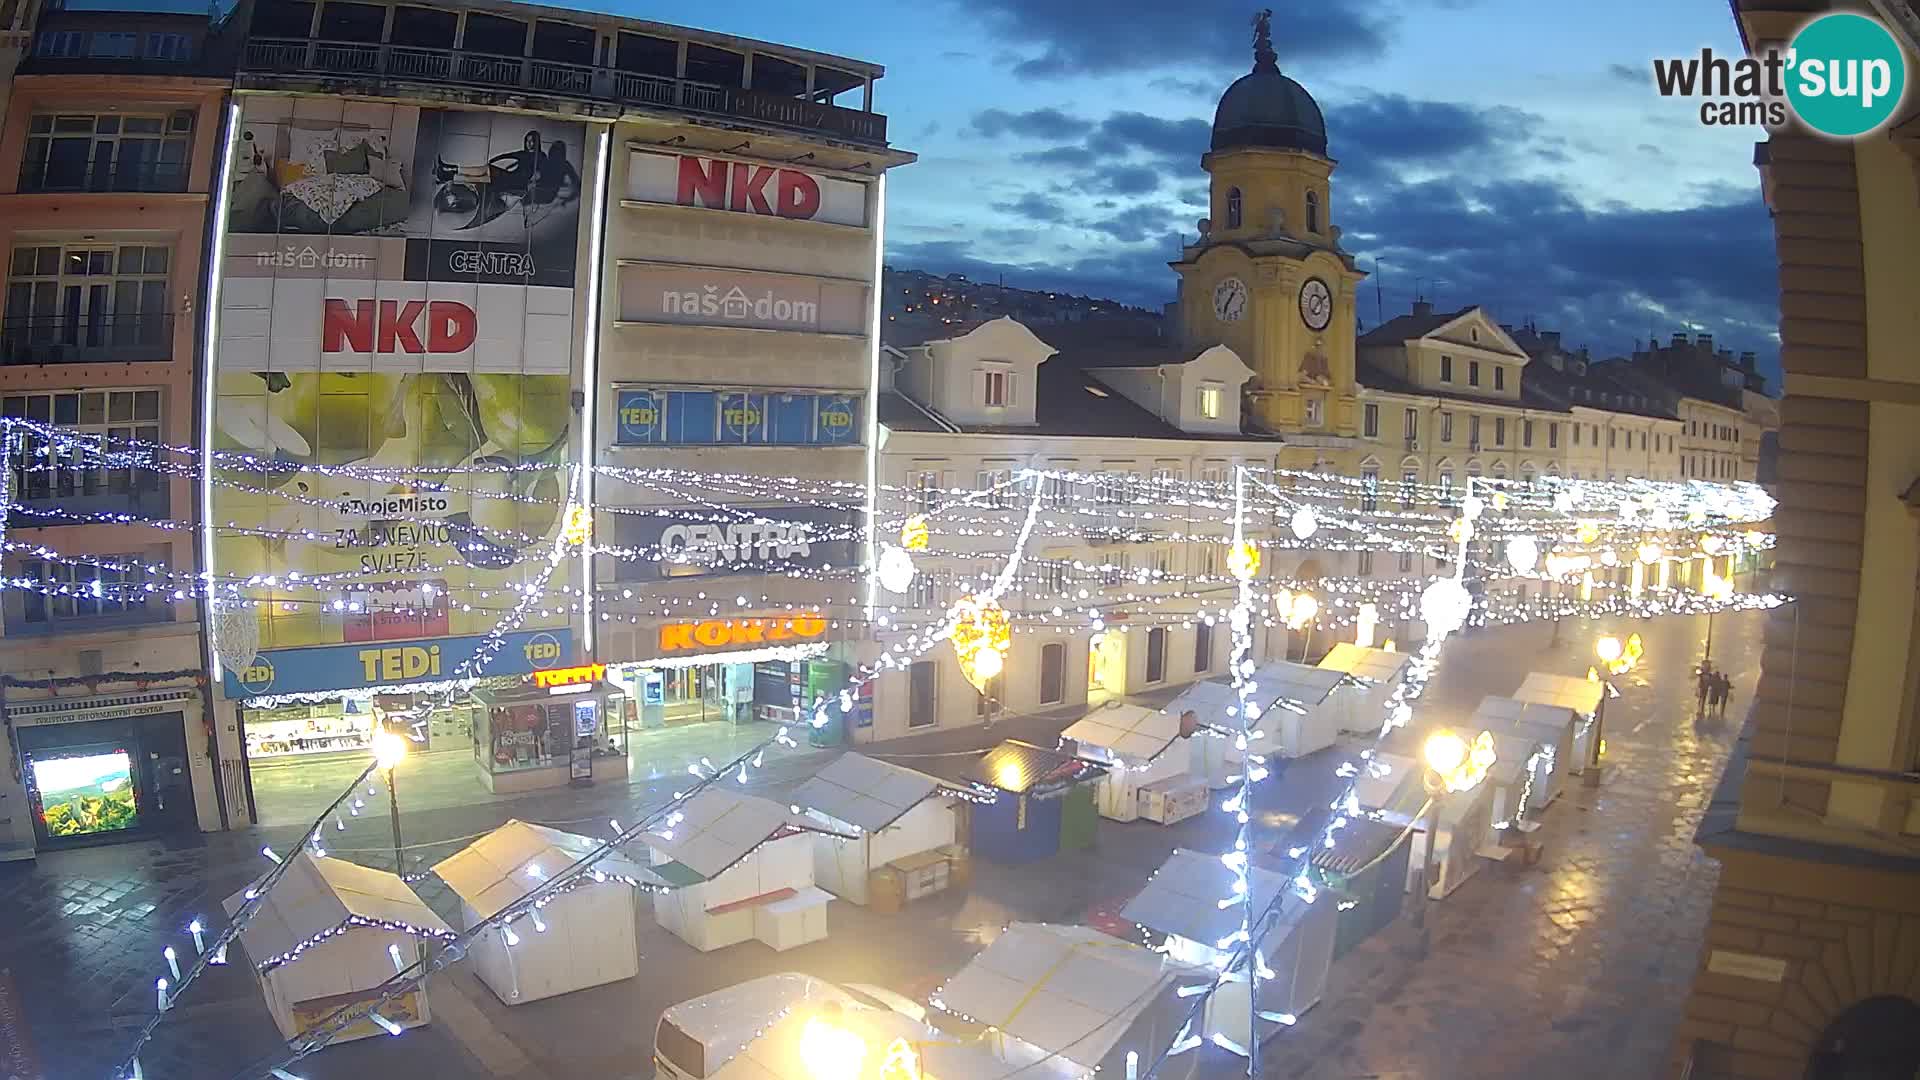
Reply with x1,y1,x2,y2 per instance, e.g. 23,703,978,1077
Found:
1252,8,1278,73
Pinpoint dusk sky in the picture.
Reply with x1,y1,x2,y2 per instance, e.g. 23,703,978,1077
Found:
610,0,1778,381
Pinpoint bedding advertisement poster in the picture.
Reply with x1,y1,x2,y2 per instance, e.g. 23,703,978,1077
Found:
213,97,588,666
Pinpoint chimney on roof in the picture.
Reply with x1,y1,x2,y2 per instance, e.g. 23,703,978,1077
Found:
1412,299,1433,317
1541,330,1560,349
1740,350,1756,370
1671,332,1689,348
1697,333,1713,353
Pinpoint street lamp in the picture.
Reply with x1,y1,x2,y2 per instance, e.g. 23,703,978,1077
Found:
1414,728,1495,942
370,727,409,876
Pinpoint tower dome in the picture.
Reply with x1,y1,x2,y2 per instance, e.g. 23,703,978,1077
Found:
1211,9,1327,156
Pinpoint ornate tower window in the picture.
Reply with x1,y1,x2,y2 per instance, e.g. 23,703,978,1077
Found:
1226,187,1242,229
1305,190,1320,233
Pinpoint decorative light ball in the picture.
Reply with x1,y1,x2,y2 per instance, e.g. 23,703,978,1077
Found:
1505,536,1540,574
899,514,929,551
875,545,916,594
1596,636,1624,663
1289,506,1317,540
1289,593,1319,624
1462,494,1486,521
1227,541,1261,581
1701,534,1726,555
1419,577,1472,640
1448,517,1474,545
1492,491,1509,512
1599,549,1620,567
1637,542,1663,566
560,505,593,546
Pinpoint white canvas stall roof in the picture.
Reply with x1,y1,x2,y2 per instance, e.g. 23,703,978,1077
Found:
223,852,451,965
714,999,1029,1080
1248,661,1344,710
1472,696,1578,734
640,789,825,882
1163,679,1239,724
1486,732,1537,787
789,753,946,833
1061,702,1183,764
1317,643,1413,683
431,819,658,920
934,922,1197,1070
1513,672,1605,716
1120,847,1288,947
1351,751,1420,814
661,973,853,1049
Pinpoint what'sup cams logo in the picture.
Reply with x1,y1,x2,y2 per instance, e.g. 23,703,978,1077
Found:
1652,12,1908,137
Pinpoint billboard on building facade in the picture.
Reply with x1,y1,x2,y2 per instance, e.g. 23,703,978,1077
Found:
211,97,587,668
617,264,868,336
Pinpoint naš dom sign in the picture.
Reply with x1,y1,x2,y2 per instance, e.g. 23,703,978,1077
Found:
658,615,828,653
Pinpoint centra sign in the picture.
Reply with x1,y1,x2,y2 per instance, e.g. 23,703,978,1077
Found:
659,615,828,653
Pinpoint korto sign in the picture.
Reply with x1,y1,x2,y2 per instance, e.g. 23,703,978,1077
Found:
658,614,829,653
627,150,870,228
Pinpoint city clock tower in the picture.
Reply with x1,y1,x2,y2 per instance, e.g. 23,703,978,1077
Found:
1172,9,1366,449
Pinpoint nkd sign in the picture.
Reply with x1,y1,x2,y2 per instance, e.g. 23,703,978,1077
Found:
618,264,868,336
324,298,477,354
627,150,870,228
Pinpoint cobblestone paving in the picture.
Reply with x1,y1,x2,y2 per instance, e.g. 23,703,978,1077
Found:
0,610,1761,1080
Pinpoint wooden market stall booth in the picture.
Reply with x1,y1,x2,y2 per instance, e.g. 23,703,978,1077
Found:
1245,661,1344,758
1470,696,1577,811
642,789,842,953
1511,672,1606,773
932,922,1208,1080
1060,702,1206,824
790,752,966,911
1310,817,1414,959
1316,644,1414,735
1163,679,1249,788
431,819,654,1004
1122,848,1337,1040
223,851,455,1043
963,741,1106,864
1352,746,1495,900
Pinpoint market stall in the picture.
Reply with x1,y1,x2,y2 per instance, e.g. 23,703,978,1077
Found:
1163,679,1249,789
223,852,455,1043
790,753,964,909
1123,848,1336,1040
1470,696,1576,810
1246,661,1345,758
643,789,840,953
1060,702,1204,824
431,819,656,1004
931,922,1208,1080
713,994,1022,1080
1348,751,1426,825
1512,672,1606,773
965,741,1106,864
1413,775,1496,899
1316,644,1413,735
1310,817,1414,959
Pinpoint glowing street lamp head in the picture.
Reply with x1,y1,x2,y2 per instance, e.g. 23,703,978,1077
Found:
1595,636,1624,663
371,730,409,770
1422,730,1468,778
798,1007,867,1080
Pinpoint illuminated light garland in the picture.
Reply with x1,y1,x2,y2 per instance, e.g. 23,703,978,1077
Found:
254,915,459,975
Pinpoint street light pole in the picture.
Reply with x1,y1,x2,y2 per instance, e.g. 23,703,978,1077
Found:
386,766,404,876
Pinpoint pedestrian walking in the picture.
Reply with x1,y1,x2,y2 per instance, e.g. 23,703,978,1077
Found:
1696,666,1712,716
1717,673,1734,716
1709,673,1727,715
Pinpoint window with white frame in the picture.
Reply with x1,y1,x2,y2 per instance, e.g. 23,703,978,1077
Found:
1039,560,1070,595
4,388,163,505
1440,411,1453,443
1197,382,1223,419
1494,417,1506,446
908,572,938,610
21,111,193,192
976,467,1012,509
1200,464,1226,489
1469,415,1482,447
1196,543,1220,578
1404,407,1418,443
981,367,1010,408
1304,397,1323,426
1363,403,1379,437
1401,468,1418,508
1439,470,1453,495
1360,465,1379,511
909,469,941,514
1099,551,1131,584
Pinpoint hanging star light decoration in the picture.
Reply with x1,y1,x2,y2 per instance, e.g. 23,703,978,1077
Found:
899,514,930,551
1227,541,1261,581
949,594,1011,691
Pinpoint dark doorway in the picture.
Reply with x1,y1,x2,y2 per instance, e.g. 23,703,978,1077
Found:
908,660,936,728
1806,995,1920,1080
16,712,194,848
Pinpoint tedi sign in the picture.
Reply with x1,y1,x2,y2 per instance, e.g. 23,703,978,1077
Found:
625,149,871,228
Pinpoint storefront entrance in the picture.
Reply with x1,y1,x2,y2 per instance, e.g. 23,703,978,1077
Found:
1089,631,1127,702
14,710,195,849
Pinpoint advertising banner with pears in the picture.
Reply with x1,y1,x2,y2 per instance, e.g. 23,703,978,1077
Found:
211,96,589,688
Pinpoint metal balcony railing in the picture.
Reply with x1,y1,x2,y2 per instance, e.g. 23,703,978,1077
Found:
0,313,175,365
18,155,189,194
241,38,889,145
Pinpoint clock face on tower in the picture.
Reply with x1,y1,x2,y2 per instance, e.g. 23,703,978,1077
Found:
1212,277,1248,323
1299,277,1333,331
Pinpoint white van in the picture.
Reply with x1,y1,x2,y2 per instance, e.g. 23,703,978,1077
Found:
653,974,923,1080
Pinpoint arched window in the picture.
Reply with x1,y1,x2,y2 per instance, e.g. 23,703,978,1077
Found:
1807,996,1920,1080
1226,187,1243,229
1305,190,1320,233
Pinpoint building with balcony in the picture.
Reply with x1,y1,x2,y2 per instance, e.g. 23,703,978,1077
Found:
1667,3,1920,1077
196,0,910,826
871,316,1286,742
0,0,238,861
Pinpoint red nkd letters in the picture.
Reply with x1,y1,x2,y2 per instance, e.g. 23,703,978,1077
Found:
675,156,823,220
323,299,478,354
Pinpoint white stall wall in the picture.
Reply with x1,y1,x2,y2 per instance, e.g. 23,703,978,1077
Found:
868,800,956,867
465,885,638,1004
813,832,870,905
